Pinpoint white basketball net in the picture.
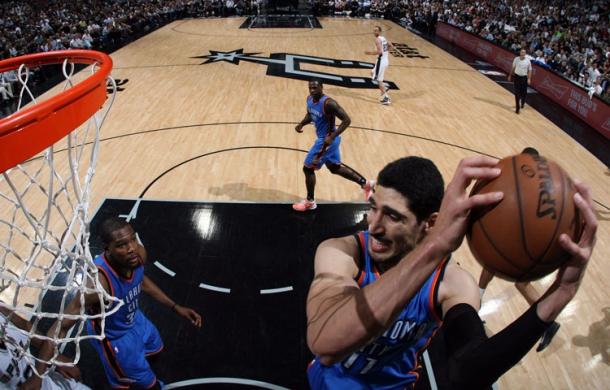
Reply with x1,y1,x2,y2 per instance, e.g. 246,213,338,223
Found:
0,57,122,377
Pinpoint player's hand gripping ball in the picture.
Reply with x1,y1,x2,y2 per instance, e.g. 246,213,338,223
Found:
467,153,583,282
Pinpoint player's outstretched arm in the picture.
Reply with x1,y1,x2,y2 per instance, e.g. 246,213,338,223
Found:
306,156,503,365
435,262,540,389
438,181,597,389
141,276,202,328
537,180,596,321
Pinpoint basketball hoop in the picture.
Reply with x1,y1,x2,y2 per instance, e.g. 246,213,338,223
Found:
0,50,122,377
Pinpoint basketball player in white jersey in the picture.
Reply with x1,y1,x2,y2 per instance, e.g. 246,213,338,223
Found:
365,26,394,105
0,306,90,389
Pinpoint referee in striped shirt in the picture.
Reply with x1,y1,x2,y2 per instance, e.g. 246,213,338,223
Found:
508,49,532,114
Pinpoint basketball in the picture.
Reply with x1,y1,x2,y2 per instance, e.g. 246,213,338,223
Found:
467,153,583,282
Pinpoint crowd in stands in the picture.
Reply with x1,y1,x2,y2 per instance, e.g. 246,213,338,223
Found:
0,0,608,104
438,0,610,101
314,0,609,102
0,0,253,109
0,0,207,61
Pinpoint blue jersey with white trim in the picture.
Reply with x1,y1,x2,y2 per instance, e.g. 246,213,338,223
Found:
307,95,336,139
94,254,144,340
308,231,447,389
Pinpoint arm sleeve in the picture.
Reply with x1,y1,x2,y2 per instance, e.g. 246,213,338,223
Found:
442,303,551,389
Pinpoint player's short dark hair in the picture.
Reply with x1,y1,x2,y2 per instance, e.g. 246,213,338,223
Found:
100,217,130,247
377,156,444,222
521,147,539,156
309,78,323,86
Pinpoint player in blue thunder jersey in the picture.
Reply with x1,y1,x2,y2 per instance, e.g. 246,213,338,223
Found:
309,230,448,389
23,218,202,390
306,156,597,389
293,79,374,212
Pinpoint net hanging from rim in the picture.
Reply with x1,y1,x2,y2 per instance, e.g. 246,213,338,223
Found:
0,50,122,377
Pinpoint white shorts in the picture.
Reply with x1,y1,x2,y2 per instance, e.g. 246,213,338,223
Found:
371,56,389,82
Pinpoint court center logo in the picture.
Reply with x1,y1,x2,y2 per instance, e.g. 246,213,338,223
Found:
194,49,399,90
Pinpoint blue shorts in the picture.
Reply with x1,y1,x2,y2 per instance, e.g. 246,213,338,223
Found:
87,310,163,389
304,136,342,170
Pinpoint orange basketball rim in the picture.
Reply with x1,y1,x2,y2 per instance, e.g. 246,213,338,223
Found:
0,50,113,174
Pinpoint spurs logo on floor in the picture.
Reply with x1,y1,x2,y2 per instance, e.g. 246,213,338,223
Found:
194,49,399,90
107,78,129,93
390,43,429,59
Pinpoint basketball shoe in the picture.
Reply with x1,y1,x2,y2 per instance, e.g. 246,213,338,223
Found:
293,199,317,211
362,180,375,200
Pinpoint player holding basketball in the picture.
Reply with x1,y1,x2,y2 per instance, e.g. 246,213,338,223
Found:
478,147,561,352
293,79,374,212
365,26,394,105
0,306,90,389
22,218,202,390
306,155,597,389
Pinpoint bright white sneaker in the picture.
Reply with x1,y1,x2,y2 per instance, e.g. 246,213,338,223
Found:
292,199,317,211
362,180,376,200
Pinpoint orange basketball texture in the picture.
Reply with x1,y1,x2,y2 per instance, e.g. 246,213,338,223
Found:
466,154,582,282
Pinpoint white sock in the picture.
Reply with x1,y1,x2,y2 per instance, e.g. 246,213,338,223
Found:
479,288,485,298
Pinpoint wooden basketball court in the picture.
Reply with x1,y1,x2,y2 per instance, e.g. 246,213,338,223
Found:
4,17,610,389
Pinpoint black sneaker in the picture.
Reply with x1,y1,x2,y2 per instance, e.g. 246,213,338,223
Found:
536,321,560,352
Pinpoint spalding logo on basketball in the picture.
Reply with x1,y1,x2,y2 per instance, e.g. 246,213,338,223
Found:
467,153,583,282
